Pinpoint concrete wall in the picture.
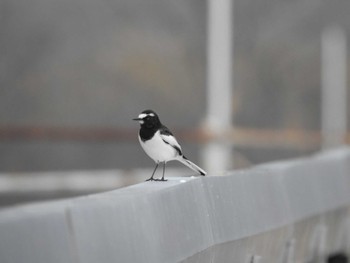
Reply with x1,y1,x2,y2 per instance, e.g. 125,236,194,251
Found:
0,147,350,263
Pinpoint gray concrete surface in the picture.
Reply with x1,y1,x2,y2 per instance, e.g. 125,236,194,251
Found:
0,147,350,263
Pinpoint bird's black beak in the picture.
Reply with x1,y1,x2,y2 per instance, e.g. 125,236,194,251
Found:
133,118,142,121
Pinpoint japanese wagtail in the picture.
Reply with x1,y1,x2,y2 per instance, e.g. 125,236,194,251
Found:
133,109,206,181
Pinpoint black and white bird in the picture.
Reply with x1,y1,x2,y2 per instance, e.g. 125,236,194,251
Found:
133,109,206,181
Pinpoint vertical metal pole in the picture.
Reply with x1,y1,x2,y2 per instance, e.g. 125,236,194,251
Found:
202,0,233,173
321,26,347,150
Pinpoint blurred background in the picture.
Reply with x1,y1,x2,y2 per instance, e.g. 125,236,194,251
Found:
0,0,349,207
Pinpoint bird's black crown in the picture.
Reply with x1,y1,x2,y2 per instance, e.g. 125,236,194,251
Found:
133,109,161,129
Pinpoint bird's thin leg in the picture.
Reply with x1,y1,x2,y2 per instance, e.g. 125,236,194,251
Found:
159,162,168,181
146,163,159,181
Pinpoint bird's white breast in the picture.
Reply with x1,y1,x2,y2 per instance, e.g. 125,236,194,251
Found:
138,130,177,163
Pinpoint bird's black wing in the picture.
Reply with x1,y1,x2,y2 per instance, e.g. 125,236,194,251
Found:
159,126,183,156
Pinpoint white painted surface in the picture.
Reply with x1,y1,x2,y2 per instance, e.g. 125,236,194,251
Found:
0,148,350,263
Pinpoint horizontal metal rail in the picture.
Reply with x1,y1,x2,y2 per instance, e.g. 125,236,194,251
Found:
0,125,349,149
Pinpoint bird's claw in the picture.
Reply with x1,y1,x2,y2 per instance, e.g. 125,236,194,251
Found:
155,178,168,182
146,178,168,182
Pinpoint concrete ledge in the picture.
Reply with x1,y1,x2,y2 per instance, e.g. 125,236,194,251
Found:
0,147,350,263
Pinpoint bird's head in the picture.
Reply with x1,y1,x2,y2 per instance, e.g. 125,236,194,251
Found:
133,109,161,129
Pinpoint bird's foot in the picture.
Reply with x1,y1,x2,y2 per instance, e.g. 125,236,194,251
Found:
155,178,168,182
145,177,155,181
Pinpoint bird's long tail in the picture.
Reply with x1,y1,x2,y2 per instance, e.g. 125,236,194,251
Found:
177,155,206,176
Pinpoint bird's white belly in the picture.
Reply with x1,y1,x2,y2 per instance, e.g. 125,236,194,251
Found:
139,132,177,163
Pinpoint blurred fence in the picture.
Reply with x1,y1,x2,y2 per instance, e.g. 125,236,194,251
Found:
1,0,349,177
0,147,350,263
